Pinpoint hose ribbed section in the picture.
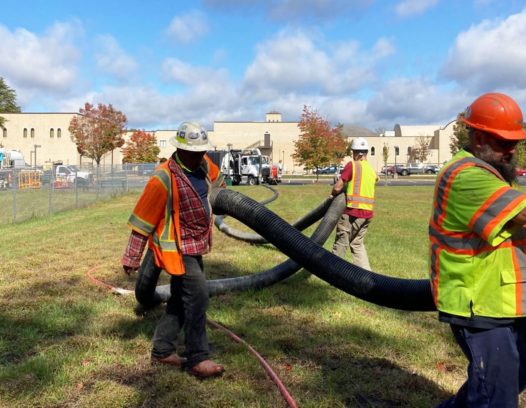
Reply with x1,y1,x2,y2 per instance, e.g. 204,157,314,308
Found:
147,194,345,302
211,188,435,312
207,193,344,295
215,187,332,244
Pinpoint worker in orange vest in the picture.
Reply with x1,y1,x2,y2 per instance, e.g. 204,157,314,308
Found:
122,122,225,379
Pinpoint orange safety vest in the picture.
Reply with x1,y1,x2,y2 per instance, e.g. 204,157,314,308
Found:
128,155,221,275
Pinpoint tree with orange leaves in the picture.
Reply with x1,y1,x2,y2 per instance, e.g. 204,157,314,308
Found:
292,105,346,176
68,103,127,166
122,130,160,163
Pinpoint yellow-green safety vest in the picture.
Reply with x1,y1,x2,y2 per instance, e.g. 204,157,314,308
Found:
345,160,376,211
429,149,526,318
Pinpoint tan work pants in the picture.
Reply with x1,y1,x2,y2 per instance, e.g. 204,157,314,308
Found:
332,214,371,270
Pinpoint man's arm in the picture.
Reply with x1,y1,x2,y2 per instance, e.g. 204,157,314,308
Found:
122,230,148,275
330,178,345,198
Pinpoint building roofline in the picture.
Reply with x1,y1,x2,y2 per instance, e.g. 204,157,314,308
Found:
0,112,79,115
213,120,298,124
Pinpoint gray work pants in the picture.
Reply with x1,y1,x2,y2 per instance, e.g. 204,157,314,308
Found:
151,255,210,368
332,214,371,270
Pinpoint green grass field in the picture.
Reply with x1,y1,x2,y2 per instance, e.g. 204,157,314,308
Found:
1,183,523,407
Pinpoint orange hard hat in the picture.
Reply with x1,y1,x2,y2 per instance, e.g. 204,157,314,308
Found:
461,92,526,140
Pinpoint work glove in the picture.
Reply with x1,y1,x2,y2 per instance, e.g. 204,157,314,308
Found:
123,265,139,276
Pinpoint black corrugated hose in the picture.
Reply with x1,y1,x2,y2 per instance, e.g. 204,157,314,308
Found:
137,193,346,306
210,188,435,311
214,187,333,244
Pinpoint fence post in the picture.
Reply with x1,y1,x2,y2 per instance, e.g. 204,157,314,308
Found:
12,170,17,222
96,166,100,200
48,176,53,215
74,171,79,208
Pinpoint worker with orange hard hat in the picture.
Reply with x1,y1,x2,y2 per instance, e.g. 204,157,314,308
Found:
431,93,526,407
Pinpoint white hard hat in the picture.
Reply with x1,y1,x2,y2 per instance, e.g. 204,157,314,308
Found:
351,137,368,151
169,122,213,152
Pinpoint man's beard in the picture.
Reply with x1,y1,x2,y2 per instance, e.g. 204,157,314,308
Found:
477,144,517,184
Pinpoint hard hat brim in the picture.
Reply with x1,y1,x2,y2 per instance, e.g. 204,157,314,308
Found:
168,136,214,152
463,117,526,141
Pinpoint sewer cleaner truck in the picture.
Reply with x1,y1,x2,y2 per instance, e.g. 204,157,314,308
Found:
218,148,281,185
0,149,27,189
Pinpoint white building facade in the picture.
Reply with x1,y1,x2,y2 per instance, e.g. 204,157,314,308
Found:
0,111,456,174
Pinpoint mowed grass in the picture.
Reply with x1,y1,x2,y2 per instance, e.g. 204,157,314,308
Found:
1,183,523,407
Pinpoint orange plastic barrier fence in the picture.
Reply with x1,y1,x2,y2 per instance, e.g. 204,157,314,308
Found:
18,171,42,189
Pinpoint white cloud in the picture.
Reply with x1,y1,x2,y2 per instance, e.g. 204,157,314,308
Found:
242,30,393,99
0,21,82,103
242,31,331,98
366,77,467,125
166,11,208,43
94,35,138,80
440,10,526,91
394,0,439,18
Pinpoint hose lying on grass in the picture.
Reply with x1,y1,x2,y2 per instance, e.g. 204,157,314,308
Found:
85,266,298,408
210,188,436,312
137,193,346,306
214,195,333,245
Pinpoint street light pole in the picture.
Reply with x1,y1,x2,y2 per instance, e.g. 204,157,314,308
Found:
394,146,399,179
34,144,41,169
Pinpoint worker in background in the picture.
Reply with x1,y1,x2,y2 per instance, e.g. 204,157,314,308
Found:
122,122,226,379
431,93,526,407
330,137,378,270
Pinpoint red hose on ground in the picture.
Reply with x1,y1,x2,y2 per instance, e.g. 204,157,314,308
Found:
207,319,299,408
86,265,134,295
85,265,298,407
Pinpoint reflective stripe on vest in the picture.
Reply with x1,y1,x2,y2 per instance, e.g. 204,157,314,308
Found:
432,156,503,228
430,152,526,317
345,161,376,211
152,167,179,253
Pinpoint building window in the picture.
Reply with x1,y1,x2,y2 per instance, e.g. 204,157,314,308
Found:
57,128,62,138
23,128,27,138
31,128,35,138
370,146,375,156
407,147,412,156
50,128,54,138
159,139,166,148
2,128,6,138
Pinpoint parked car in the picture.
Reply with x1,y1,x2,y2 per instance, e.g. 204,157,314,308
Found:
315,165,339,174
405,163,439,175
380,164,408,176
137,163,156,176
517,168,526,176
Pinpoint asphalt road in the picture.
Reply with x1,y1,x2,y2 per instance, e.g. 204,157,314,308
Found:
279,175,526,187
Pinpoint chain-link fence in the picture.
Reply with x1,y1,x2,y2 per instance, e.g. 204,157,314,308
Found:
0,163,154,224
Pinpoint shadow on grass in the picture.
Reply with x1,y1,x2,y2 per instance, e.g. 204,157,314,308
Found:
1,256,454,407
211,306,453,407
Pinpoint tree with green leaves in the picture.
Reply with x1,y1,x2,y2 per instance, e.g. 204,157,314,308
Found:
0,77,22,128
450,113,468,155
68,103,127,167
292,105,346,177
122,130,160,163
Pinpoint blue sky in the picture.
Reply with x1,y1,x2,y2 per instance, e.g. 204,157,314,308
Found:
2,0,526,131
